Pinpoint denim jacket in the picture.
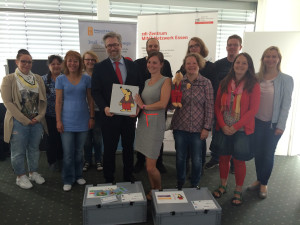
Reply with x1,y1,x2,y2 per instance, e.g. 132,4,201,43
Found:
271,72,293,130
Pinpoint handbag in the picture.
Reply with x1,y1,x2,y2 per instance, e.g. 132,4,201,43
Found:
210,130,227,154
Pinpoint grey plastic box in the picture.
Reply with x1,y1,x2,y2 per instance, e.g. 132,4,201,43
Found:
82,181,147,225
152,187,221,225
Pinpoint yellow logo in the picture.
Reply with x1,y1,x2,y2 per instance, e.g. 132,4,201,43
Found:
88,27,93,36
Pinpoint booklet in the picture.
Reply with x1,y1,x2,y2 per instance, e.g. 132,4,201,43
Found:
109,83,139,116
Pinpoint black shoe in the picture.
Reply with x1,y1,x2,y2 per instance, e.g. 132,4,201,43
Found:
176,182,183,190
156,163,167,173
133,161,144,173
105,178,115,184
82,162,90,172
191,185,200,189
204,159,219,169
124,174,136,183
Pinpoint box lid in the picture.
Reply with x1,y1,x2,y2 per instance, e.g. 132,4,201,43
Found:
83,181,146,208
152,187,221,215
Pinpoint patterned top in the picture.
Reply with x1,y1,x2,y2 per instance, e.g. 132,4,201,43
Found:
171,74,214,133
42,74,57,117
223,93,243,130
15,69,39,120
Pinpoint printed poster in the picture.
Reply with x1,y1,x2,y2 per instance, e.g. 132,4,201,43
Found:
87,185,128,198
110,84,139,116
155,191,188,204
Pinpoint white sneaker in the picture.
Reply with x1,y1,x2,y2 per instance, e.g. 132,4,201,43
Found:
16,175,33,189
77,178,86,185
63,184,72,191
29,172,45,184
96,162,103,171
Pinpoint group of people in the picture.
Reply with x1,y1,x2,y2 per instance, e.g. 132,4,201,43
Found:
0,32,293,206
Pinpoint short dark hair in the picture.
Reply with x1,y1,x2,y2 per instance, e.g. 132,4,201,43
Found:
146,38,159,47
47,55,63,65
16,49,31,60
227,34,242,45
147,51,164,64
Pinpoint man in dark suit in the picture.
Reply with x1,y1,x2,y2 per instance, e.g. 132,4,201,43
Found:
91,32,142,183
134,38,173,174
206,34,242,173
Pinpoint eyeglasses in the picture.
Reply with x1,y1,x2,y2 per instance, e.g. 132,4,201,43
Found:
20,60,33,65
189,44,200,49
106,43,120,49
84,59,96,62
227,44,240,47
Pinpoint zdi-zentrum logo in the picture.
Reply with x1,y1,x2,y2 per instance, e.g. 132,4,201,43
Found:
88,27,93,36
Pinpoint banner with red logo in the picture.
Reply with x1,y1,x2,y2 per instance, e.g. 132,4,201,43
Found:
137,12,218,73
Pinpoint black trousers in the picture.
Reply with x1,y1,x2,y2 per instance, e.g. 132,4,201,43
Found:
101,115,136,182
45,116,63,165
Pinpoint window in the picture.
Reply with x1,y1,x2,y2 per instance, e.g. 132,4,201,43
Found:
0,0,97,85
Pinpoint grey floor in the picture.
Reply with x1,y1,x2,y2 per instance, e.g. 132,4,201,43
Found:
0,152,300,225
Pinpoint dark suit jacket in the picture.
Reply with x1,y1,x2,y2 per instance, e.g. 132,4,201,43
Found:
91,57,142,114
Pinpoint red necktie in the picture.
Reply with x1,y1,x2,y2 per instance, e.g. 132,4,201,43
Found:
114,61,123,84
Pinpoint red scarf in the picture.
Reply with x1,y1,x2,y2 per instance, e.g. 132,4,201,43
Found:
221,79,244,119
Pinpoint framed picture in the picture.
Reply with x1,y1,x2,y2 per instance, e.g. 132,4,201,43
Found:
110,84,139,116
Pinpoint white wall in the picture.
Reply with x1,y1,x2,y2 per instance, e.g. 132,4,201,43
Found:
256,0,300,32
243,31,300,156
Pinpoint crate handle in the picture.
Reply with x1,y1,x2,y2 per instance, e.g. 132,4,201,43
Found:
204,209,209,214
96,204,102,208
170,211,176,216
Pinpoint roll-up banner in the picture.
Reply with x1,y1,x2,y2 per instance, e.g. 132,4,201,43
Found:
78,20,137,62
137,11,218,74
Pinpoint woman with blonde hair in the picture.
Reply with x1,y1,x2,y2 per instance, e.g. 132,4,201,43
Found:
81,51,103,172
247,46,293,199
56,50,95,191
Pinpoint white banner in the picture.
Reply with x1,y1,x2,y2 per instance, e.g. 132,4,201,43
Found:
137,12,218,74
78,20,137,62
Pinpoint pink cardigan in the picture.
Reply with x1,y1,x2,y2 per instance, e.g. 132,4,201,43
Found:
215,82,261,135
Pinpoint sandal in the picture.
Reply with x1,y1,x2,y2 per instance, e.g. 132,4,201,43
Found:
212,185,227,198
146,190,152,201
231,190,243,206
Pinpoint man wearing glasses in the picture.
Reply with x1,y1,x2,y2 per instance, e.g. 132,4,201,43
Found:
91,32,142,183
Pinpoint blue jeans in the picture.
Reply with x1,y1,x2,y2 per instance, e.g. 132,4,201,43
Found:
253,118,281,185
173,130,205,187
10,119,43,175
61,131,88,185
84,112,103,163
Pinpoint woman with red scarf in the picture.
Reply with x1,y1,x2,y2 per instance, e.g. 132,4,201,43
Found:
212,53,260,206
